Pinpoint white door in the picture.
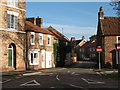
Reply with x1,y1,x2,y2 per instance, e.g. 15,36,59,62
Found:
46,52,52,68
41,50,45,68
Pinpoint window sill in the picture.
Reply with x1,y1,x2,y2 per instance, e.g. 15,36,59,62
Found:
48,44,51,46
31,43,35,45
29,63,39,65
40,44,43,46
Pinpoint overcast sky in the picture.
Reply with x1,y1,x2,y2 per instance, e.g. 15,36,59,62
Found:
26,1,117,40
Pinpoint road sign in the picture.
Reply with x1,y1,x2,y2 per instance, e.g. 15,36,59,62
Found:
96,48,102,53
117,45,120,51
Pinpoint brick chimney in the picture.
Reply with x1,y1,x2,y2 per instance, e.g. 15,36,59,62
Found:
71,37,76,41
26,18,36,25
98,7,104,20
82,36,85,40
36,17,43,28
26,17,43,28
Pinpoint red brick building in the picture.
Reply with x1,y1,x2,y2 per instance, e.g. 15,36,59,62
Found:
77,40,96,61
97,7,120,68
25,18,55,70
0,0,26,72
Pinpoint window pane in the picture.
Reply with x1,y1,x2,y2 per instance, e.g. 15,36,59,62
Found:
31,53,33,63
40,36,43,44
15,0,18,7
118,37,120,43
34,53,38,59
42,54,44,62
48,37,50,45
11,15,14,28
7,14,11,28
31,34,34,44
15,16,18,30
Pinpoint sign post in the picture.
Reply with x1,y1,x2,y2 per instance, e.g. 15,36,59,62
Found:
115,44,120,79
96,46,102,70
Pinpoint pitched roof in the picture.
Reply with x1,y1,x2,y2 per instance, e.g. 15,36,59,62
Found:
25,21,53,35
100,17,120,35
47,26,69,41
81,41,96,48
75,40,83,46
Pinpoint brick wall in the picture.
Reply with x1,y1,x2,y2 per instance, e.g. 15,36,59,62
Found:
1,31,26,72
0,1,26,72
26,31,54,70
104,36,116,65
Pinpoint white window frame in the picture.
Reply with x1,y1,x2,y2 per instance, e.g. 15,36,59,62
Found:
117,36,120,43
7,10,19,30
7,0,18,7
29,50,39,65
31,32,35,45
47,35,51,46
39,33,43,45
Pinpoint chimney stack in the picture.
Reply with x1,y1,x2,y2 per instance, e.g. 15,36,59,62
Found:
71,37,76,41
26,18,36,25
36,17,43,28
98,7,104,20
26,17,43,28
82,36,85,40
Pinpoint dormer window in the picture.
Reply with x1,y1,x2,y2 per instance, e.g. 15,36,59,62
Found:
31,32,35,45
7,11,18,30
7,0,18,7
47,35,51,46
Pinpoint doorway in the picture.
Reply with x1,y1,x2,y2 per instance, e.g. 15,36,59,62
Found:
8,43,16,70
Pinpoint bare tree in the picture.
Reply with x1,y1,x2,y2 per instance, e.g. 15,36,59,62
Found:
110,0,120,16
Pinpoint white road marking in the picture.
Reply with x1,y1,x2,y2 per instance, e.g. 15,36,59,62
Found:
0,79,11,84
81,78,105,84
71,72,75,75
67,71,70,73
74,74,79,76
96,72,102,76
56,75,60,81
20,80,40,86
50,87,55,88
69,84,88,90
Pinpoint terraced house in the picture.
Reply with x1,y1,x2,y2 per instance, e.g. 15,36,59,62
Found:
25,18,55,70
0,0,26,72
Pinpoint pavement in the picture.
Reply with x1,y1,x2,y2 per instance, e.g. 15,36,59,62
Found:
93,69,118,76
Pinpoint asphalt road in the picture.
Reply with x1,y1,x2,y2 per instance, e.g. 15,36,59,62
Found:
2,61,119,89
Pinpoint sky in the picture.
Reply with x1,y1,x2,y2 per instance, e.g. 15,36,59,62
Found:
26,1,118,40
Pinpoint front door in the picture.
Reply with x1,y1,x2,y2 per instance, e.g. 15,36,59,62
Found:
46,52,52,68
41,50,45,68
8,49,13,66
8,43,16,70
